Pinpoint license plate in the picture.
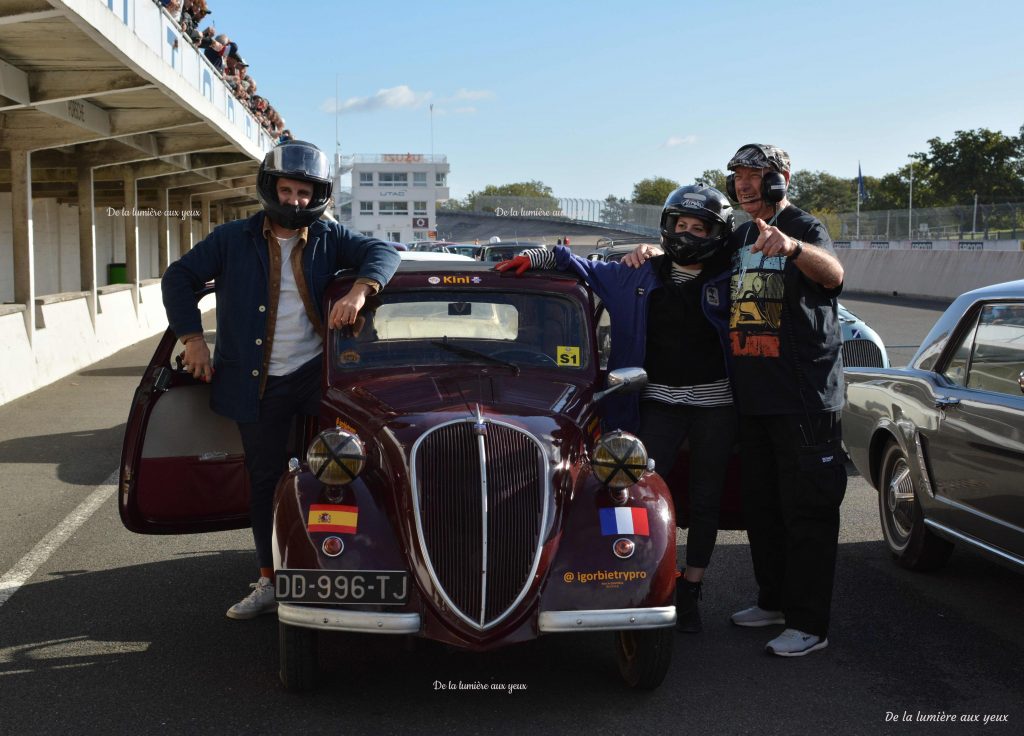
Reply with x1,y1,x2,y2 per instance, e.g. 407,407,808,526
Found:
275,570,409,605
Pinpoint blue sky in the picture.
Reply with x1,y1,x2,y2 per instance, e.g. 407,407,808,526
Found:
220,0,1023,201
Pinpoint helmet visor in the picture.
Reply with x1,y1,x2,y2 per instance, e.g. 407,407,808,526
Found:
265,144,331,183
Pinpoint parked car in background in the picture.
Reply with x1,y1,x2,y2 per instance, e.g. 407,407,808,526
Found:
479,242,547,263
119,261,679,693
843,279,1024,573
838,302,889,368
407,241,457,253
447,243,484,259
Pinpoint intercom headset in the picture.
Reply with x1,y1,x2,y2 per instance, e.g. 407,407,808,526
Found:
725,144,788,204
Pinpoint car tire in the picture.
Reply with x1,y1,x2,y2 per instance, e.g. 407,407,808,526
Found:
614,627,673,690
878,441,954,571
279,621,320,692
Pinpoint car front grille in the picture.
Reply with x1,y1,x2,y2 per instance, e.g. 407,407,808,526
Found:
412,418,547,629
842,338,885,367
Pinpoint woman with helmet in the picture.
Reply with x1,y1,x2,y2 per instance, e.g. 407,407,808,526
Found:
162,140,400,620
496,184,738,633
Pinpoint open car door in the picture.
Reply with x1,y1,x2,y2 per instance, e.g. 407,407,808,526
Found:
119,289,250,534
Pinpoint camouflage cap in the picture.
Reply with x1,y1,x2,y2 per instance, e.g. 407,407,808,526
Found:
727,143,791,173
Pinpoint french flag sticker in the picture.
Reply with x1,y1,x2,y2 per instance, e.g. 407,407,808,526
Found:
599,507,650,536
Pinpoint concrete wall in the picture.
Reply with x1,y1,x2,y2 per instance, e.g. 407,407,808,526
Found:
0,193,192,302
837,245,1024,300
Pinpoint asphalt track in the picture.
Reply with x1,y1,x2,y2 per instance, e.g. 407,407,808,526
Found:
0,294,1021,736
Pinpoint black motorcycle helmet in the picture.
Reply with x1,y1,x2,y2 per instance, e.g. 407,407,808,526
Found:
256,140,332,230
659,185,735,265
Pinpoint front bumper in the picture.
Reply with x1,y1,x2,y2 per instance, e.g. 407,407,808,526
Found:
539,606,676,632
278,603,421,634
278,603,675,634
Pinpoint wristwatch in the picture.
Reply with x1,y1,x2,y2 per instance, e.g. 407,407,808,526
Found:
790,240,804,261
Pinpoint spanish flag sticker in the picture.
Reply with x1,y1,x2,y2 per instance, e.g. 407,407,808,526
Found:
307,504,358,534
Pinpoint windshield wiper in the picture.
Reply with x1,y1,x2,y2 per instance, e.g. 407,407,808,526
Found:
431,338,519,375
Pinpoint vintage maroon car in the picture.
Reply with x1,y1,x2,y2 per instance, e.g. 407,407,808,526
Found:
119,261,679,692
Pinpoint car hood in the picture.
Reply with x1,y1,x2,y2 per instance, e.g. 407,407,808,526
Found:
338,368,587,420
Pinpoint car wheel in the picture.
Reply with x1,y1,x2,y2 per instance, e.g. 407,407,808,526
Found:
278,621,320,692
878,441,954,571
614,627,672,690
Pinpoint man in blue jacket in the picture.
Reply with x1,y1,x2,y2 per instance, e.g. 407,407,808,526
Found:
162,140,400,619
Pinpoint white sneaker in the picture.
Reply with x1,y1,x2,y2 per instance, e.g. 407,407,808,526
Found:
226,576,278,620
765,628,829,657
730,605,785,627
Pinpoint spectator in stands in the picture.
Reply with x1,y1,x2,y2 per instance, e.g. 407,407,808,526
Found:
279,129,293,144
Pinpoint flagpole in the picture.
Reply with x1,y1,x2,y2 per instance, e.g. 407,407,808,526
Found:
856,161,861,239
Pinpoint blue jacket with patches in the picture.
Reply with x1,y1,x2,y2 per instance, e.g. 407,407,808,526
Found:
550,245,733,432
161,212,400,423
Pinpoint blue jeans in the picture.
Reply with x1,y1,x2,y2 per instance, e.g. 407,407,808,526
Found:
638,400,738,569
236,356,321,568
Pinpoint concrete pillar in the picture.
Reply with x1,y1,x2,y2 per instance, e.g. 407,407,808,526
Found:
11,150,35,340
201,197,211,236
157,186,169,275
123,170,139,309
77,164,97,324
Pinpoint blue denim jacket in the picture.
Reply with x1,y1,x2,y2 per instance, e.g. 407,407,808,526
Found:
161,212,400,422
551,246,732,431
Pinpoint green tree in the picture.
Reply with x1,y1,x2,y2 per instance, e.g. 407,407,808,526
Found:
788,170,857,212
861,160,937,211
631,176,680,205
601,194,631,225
916,128,1024,205
462,180,560,212
695,168,728,192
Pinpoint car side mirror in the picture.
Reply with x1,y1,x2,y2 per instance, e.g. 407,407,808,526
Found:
593,367,647,402
586,253,602,261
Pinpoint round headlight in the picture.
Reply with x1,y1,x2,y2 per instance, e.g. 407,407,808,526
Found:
306,429,366,485
592,431,648,490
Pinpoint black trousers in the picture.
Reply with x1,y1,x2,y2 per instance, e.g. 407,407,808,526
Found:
236,357,321,568
739,411,846,637
638,400,738,569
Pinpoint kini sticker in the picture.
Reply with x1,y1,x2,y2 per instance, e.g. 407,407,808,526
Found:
307,504,358,534
599,507,649,536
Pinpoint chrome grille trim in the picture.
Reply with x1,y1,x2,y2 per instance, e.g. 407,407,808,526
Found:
410,413,549,631
842,339,885,368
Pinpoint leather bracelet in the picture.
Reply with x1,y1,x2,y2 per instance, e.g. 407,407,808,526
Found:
790,240,803,261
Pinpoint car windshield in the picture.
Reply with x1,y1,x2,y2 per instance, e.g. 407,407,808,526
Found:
332,288,590,371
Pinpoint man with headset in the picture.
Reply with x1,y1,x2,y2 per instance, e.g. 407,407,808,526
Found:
162,140,400,620
625,143,846,656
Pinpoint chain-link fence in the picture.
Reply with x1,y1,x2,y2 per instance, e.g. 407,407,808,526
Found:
442,194,1023,241
837,202,1024,240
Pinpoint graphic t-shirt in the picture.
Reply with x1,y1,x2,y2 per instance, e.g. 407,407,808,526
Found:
727,205,844,415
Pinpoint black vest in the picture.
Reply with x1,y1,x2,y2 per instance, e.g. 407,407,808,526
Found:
644,256,727,387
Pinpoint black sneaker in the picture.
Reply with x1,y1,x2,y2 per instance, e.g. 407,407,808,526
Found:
675,577,703,633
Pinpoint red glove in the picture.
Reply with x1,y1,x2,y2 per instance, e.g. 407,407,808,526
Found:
494,255,531,276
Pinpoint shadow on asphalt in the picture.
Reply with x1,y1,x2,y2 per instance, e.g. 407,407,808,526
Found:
0,424,126,485
77,366,149,378
1,540,1022,734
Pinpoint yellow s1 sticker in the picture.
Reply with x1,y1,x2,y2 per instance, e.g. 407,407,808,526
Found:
556,346,581,366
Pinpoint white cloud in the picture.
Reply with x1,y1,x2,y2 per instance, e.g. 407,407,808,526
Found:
320,85,432,114
663,135,697,148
